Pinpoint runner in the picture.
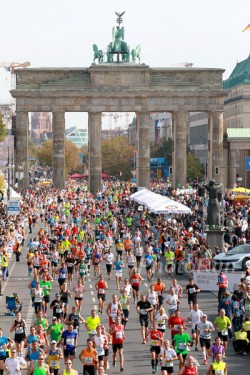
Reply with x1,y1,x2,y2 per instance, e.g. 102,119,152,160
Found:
214,308,232,355
106,295,122,328
65,253,76,286
119,289,130,329
155,307,168,336
4,349,27,375
197,314,215,365
60,282,72,320
79,339,98,375
173,325,192,370
50,293,64,321
147,285,158,325
136,294,154,344
110,316,126,372
47,317,63,346
85,310,101,340
29,354,50,375
10,312,27,356
65,305,85,332
187,302,203,351
177,356,198,375
59,360,78,375
159,339,178,375
164,247,175,279
103,248,114,280
95,275,108,315
134,240,143,270
206,353,227,375
46,341,63,375
165,287,179,317
92,325,106,368
185,278,201,311
60,323,78,364
130,269,143,303
0,328,8,375
148,323,164,374
73,279,85,311
114,255,124,291
208,337,225,360
153,278,166,309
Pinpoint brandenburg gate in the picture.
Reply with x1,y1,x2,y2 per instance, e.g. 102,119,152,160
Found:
11,13,227,195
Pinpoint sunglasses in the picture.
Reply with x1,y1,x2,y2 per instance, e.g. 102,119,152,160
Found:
39,358,45,360
66,362,72,365
11,351,16,354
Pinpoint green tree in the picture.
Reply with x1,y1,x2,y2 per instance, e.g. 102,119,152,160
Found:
150,137,172,165
0,114,6,142
187,153,203,181
36,139,81,177
102,136,134,180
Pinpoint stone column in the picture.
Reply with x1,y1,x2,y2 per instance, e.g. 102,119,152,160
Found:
15,111,29,188
207,112,213,181
172,111,188,188
211,111,224,183
228,147,237,188
88,112,102,196
136,112,150,188
52,111,65,189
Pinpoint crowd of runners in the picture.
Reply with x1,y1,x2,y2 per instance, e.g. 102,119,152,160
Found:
1,180,250,375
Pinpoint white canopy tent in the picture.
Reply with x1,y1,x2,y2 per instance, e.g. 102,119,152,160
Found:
130,188,191,215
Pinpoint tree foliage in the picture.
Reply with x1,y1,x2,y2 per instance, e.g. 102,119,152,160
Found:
150,137,172,165
0,114,6,142
35,140,81,177
187,153,203,181
102,136,134,180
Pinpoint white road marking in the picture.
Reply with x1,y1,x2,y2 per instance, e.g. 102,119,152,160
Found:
92,298,96,302
89,284,92,288
91,291,94,295
144,283,148,287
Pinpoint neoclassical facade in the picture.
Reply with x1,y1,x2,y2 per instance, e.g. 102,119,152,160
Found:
11,64,226,195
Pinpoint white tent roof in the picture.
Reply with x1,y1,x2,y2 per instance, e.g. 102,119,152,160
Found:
130,188,191,214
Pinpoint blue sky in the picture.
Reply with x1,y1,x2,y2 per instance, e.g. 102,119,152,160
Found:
1,0,250,127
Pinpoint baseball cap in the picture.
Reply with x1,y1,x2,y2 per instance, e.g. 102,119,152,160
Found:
51,340,57,344
55,293,60,297
202,314,207,318
52,317,57,320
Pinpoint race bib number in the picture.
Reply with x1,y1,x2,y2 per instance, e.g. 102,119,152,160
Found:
84,357,92,365
50,361,59,368
140,309,147,315
116,331,123,339
221,329,228,336
66,338,74,346
99,289,105,294
189,288,195,294
215,371,224,375
151,340,158,346
16,327,24,334
90,330,96,335
179,342,187,350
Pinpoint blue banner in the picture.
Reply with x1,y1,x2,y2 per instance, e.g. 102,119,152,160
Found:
245,157,250,171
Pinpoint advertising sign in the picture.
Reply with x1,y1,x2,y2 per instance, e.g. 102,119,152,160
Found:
7,200,20,216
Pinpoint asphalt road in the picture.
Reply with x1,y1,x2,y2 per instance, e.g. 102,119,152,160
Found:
1,224,250,375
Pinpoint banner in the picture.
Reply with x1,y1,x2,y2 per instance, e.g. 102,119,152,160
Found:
193,270,245,292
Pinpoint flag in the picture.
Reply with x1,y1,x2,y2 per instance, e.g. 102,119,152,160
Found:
242,24,250,32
